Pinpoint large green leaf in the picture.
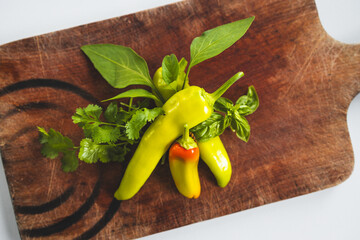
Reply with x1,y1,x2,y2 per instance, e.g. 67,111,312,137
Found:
102,89,161,102
189,16,254,70
81,44,154,89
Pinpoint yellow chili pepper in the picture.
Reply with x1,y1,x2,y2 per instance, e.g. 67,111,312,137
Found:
169,124,201,199
198,136,231,187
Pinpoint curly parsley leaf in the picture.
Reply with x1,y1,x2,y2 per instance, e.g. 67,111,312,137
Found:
125,107,164,140
61,151,79,172
104,102,119,123
37,127,78,172
104,102,131,125
79,138,129,164
79,138,110,163
107,145,130,163
72,104,124,144
72,104,102,126
92,125,121,144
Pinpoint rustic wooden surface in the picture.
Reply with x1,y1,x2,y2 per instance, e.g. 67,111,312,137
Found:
0,0,359,239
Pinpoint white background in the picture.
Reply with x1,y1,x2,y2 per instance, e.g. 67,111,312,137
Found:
1,0,359,239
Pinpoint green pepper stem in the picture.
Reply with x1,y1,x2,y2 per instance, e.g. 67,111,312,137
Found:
209,72,244,105
178,124,197,150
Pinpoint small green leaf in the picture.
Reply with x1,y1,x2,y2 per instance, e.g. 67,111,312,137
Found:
162,54,179,85
133,98,151,109
107,145,129,163
38,127,78,172
104,102,118,123
72,104,102,125
178,57,188,73
189,16,254,71
81,44,154,89
91,125,121,144
78,138,110,164
236,85,259,115
147,107,164,121
79,139,129,164
38,127,74,158
125,107,163,140
102,89,160,102
191,112,227,142
61,151,79,172
214,97,234,113
230,112,250,142
177,57,189,89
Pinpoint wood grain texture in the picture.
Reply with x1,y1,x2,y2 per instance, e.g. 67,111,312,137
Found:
1,0,359,239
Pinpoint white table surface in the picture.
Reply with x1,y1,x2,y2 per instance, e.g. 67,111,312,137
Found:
1,0,359,239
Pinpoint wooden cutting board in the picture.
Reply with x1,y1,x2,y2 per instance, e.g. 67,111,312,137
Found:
1,0,359,239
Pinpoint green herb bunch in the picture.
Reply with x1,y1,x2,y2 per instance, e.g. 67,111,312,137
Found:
38,100,162,172
38,16,259,172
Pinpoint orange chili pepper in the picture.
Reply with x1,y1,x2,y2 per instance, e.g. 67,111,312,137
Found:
169,124,201,199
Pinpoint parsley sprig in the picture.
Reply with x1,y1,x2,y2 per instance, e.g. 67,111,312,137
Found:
38,99,163,172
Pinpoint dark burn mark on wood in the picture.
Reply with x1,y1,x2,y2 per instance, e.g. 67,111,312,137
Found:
8,126,35,143
15,186,75,215
0,78,99,104
21,179,101,237
0,101,62,120
74,198,121,240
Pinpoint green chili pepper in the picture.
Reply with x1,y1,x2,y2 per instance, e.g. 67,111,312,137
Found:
169,124,201,199
114,72,244,200
198,136,231,188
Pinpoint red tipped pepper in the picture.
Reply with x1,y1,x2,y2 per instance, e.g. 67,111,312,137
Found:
169,124,201,199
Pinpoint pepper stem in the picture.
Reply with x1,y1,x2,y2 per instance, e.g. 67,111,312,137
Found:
177,124,197,150
209,72,244,105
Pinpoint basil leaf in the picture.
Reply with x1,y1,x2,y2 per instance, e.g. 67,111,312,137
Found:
189,16,254,70
102,89,161,102
81,44,154,89
214,97,233,113
191,112,227,142
162,54,179,85
230,111,250,142
236,85,259,115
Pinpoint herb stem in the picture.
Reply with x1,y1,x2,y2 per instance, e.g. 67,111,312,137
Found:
152,85,166,104
182,66,191,90
129,97,133,109
99,122,125,128
120,102,136,110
